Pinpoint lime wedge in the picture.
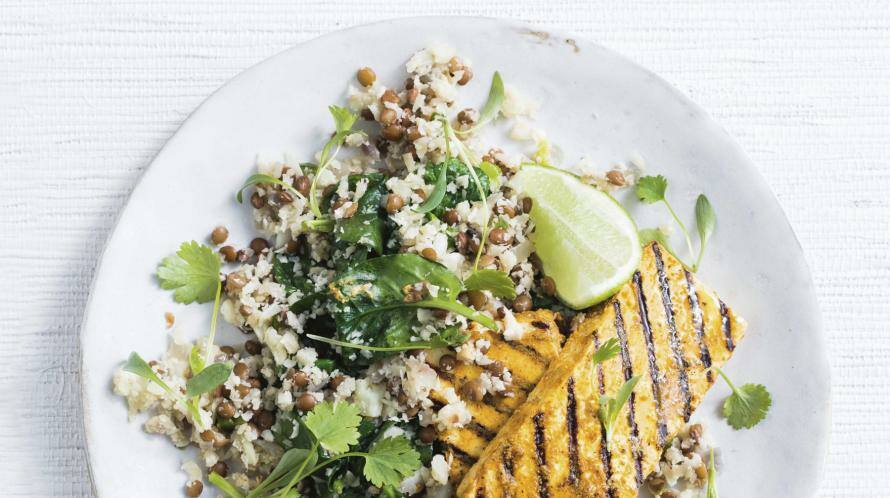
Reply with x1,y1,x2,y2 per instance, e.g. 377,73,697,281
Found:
513,165,641,309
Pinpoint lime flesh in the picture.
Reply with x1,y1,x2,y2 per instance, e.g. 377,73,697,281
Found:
513,165,641,309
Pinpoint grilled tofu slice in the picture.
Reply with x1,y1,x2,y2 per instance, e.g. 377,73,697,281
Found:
456,243,746,498
429,309,566,482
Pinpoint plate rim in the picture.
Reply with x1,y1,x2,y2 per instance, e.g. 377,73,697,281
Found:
78,15,831,496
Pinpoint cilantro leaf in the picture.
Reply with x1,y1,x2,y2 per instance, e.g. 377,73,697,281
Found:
236,173,305,204
475,71,505,129
361,436,422,488
246,447,317,498
156,241,221,304
706,449,718,498
415,162,448,214
188,345,206,375
597,375,641,447
303,401,362,454
694,194,716,270
463,269,517,299
593,337,620,365
186,362,232,398
122,352,175,396
635,175,668,204
716,367,771,429
309,106,359,217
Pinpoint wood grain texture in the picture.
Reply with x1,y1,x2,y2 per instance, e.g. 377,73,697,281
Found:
1,1,888,496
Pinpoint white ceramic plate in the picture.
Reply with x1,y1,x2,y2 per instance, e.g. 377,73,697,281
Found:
81,17,830,497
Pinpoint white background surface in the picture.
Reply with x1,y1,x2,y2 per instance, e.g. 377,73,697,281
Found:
1,1,887,497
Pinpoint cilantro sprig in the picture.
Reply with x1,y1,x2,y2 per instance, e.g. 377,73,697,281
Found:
597,375,641,448
593,337,620,365
706,448,718,498
715,367,771,430
308,106,359,218
214,402,421,497
635,175,716,271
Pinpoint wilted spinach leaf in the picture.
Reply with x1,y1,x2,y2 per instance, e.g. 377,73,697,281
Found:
328,254,496,364
272,257,324,314
334,173,388,254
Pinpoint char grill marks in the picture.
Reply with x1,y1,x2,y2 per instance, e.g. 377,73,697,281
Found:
651,244,692,422
719,300,735,352
613,301,644,487
592,331,617,498
566,377,581,485
684,269,713,383
632,271,669,446
533,412,549,498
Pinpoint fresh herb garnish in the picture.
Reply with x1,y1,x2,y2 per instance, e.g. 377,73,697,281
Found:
328,254,498,357
463,269,517,299
122,352,175,396
361,436,423,488
694,194,716,270
415,162,448,214
305,327,468,352
236,173,305,204
592,337,620,364
185,362,233,398
636,175,716,271
478,160,501,188
188,345,205,375
597,375,641,448
333,173,388,254
706,448,718,498
714,367,771,430
234,402,420,497
209,472,245,498
458,71,504,134
156,241,221,304
309,106,359,218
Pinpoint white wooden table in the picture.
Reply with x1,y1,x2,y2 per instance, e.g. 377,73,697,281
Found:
1,1,888,496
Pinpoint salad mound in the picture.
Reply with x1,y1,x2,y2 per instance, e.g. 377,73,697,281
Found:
113,45,762,498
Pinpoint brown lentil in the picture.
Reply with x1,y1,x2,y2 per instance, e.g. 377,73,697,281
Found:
233,362,249,379
439,354,457,372
488,227,512,245
244,339,261,355
210,461,228,478
210,226,229,245
279,190,293,204
217,402,235,419
360,108,374,121
467,290,487,310
512,294,533,312
249,237,269,254
478,254,496,268
381,124,404,141
661,491,679,498
432,309,449,319
458,67,473,85
406,88,419,105
219,345,235,357
456,232,469,254
460,378,484,402
418,425,437,444
219,245,237,263
254,409,276,431
200,430,216,442
185,480,203,497
421,247,438,261
406,126,422,142
606,170,626,187
250,192,266,209
238,304,251,317
688,423,703,443
694,464,708,481
443,209,459,225
379,107,397,126
540,276,557,296
297,393,317,411
356,67,376,87
292,370,309,388
248,377,263,389
294,175,311,196
329,375,345,391
380,89,400,105
521,197,533,214
164,311,175,328
235,385,250,397
385,194,404,214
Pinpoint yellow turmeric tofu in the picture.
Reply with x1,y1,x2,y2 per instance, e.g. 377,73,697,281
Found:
429,309,566,483
456,242,746,497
